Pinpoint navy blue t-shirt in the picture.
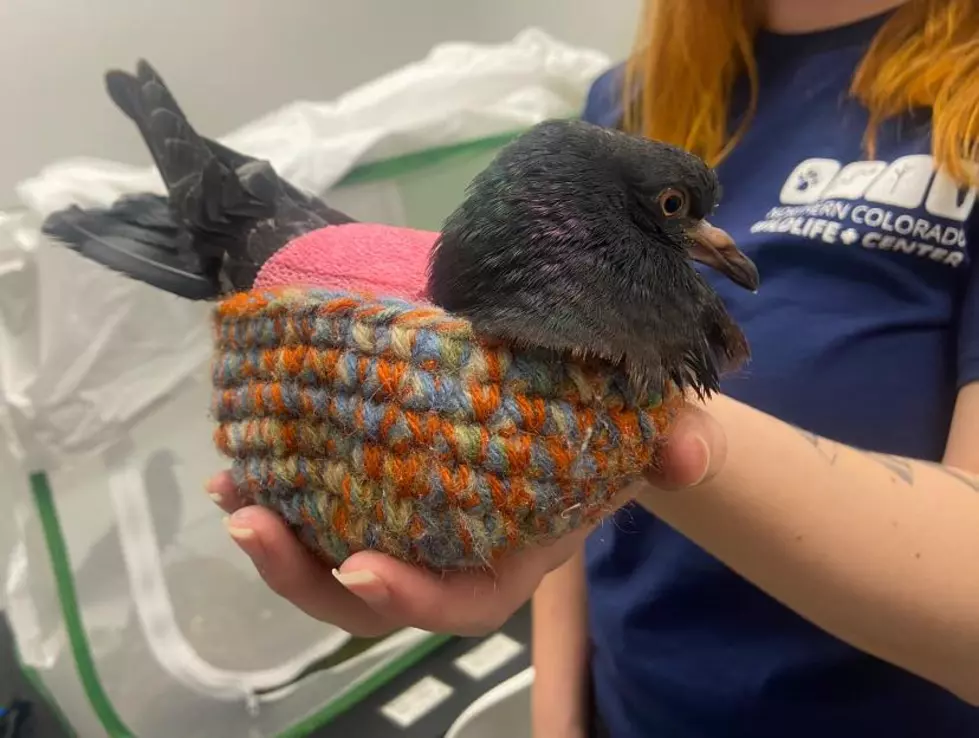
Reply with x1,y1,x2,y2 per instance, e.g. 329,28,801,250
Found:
583,14,979,738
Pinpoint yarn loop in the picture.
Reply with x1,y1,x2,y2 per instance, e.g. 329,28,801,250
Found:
212,287,681,570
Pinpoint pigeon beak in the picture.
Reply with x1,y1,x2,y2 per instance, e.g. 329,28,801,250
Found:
685,220,760,292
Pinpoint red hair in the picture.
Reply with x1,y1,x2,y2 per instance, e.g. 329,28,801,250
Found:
622,0,979,184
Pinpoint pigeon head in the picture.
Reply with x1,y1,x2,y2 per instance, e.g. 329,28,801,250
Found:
606,125,758,292
480,118,759,293
427,118,757,397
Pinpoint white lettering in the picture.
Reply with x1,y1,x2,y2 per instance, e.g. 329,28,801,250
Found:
765,201,851,220
925,167,978,222
864,155,935,208
822,221,841,243
941,227,963,247
779,159,843,205
892,214,916,235
762,155,974,269
861,232,965,266
821,161,888,200
865,208,885,228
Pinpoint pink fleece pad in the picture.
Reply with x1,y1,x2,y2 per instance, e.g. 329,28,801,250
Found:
254,222,439,300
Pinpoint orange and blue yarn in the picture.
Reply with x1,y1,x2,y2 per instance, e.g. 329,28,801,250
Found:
211,287,682,570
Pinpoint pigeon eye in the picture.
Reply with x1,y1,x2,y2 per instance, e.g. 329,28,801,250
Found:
658,189,687,217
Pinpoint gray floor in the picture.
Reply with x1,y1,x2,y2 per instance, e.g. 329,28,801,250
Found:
0,605,531,738
315,604,531,737
1,611,67,738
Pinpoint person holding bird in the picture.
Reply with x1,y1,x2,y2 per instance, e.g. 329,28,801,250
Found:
202,0,979,735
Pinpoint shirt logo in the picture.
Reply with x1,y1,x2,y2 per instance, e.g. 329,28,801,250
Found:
752,156,974,268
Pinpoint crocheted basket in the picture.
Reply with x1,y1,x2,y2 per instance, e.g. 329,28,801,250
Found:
211,287,683,571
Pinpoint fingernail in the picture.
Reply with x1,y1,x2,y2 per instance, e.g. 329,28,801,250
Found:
223,515,255,541
224,515,268,569
333,568,390,606
688,434,712,487
209,492,225,505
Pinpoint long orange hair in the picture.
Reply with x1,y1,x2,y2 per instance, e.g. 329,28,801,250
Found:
622,0,979,185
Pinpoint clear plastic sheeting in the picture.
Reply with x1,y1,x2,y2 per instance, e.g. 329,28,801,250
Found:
445,668,534,738
15,28,610,218
2,28,608,465
4,366,438,737
0,29,609,737
0,212,213,466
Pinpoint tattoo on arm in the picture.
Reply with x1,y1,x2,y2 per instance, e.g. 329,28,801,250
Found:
866,452,914,485
866,453,979,492
792,426,839,464
792,426,979,493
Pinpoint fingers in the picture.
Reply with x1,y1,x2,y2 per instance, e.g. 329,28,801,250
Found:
649,401,728,489
337,526,589,636
207,470,586,636
223,505,398,636
208,470,398,635
205,470,246,514
203,399,727,640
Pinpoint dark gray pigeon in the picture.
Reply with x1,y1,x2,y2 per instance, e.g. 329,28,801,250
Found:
42,59,354,300
427,118,759,398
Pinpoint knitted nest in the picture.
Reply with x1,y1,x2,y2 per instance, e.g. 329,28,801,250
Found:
211,287,683,570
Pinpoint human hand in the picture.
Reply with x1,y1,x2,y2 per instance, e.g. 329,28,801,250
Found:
207,469,596,637
643,397,727,490
205,399,726,638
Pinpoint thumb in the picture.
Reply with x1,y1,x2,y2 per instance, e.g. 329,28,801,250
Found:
647,401,727,490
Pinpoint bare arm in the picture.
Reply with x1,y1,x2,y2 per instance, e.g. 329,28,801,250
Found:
531,549,590,737
945,382,979,470
205,384,979,697
635,388,979,705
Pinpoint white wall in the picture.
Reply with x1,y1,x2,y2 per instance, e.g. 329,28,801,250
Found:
0,0,639,207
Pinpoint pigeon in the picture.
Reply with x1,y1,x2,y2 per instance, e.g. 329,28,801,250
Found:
42,59,354,300
426,118,759,398
41,61,755,402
